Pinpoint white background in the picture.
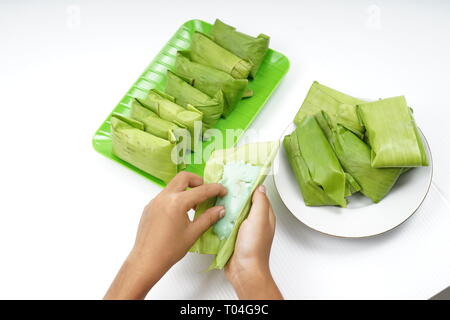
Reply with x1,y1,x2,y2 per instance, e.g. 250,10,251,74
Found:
1,0,449,299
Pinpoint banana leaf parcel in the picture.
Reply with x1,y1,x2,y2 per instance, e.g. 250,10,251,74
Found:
210,19,270,78
294,81,365,138
137,89,203,151
174,51,248,117
357,96,428,167
165,71,223,129
315,111,403,203
110,114,183,184
190,141,279,270
130,98,187,141
283,116,349,207
190,32,253,79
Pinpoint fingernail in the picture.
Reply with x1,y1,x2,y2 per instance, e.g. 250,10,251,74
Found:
258,185,266,193
219,208,225,218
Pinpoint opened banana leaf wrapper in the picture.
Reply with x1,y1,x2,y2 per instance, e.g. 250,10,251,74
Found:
190,31,253,79
210,19,270,78
174,51,248,117
190,141,279,270
165,71,223,130
111,114,184,184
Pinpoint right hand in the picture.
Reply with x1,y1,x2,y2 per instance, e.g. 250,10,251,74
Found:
225,185,282,300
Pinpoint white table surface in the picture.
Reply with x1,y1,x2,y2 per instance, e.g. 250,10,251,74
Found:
0,0,449,299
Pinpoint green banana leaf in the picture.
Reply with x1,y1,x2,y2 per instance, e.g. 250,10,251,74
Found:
190,32,253,79
243,88,253,98
112,113,145,131
190,141,279,270
165,71,223,129
345,173,361,196
357,96,428,167
110,115,182,184
294,81,365,138
315,111,403,203
174,51,248,117
130,98,186,143
283,116,348,207
210,19,270,78
137,89,203,151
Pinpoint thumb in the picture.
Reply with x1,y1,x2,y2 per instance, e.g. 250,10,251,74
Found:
190,206,225,239
248,185,270,223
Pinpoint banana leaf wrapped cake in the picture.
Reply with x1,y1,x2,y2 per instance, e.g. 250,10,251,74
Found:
165,71,223,129
190,32,253,79
190,141,279,270
285,81,428,207
137,89,203,151
294,81,365,138
174,51,248,117
130,98,186,141
315,111,403,203
283,116,351,207
357,96,428,168
210,19,270,78
111,114,183,184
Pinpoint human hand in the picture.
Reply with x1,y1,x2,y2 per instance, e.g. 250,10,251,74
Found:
132,171,227,271
225,185,283,300
105,171,227,299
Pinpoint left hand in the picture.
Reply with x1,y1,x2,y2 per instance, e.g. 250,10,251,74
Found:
105,171,227,299
133,171,227,271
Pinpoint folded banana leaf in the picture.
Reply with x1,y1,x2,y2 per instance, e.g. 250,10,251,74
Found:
357,96,428,167
165,71,223,129
174,51,248,117
294,81,365,138
210,19,270,78
137,89,203,151
130,98,187,142
190,141,279,270
345,173,361,196
190,32,253,79
283,116,349,207
243,88,253,98
315,111,403,203
110,114,183,184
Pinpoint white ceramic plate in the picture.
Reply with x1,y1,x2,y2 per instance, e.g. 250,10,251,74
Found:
273,123,433,238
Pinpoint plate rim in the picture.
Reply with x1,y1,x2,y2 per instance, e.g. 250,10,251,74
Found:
273,121,434,239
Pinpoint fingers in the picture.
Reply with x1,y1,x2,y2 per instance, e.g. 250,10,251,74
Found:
189,206,225,239
166,171,203,191
247,185,271,224
181,183,227,211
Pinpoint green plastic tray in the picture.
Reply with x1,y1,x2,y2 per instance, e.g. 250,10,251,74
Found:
92,19,290,187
